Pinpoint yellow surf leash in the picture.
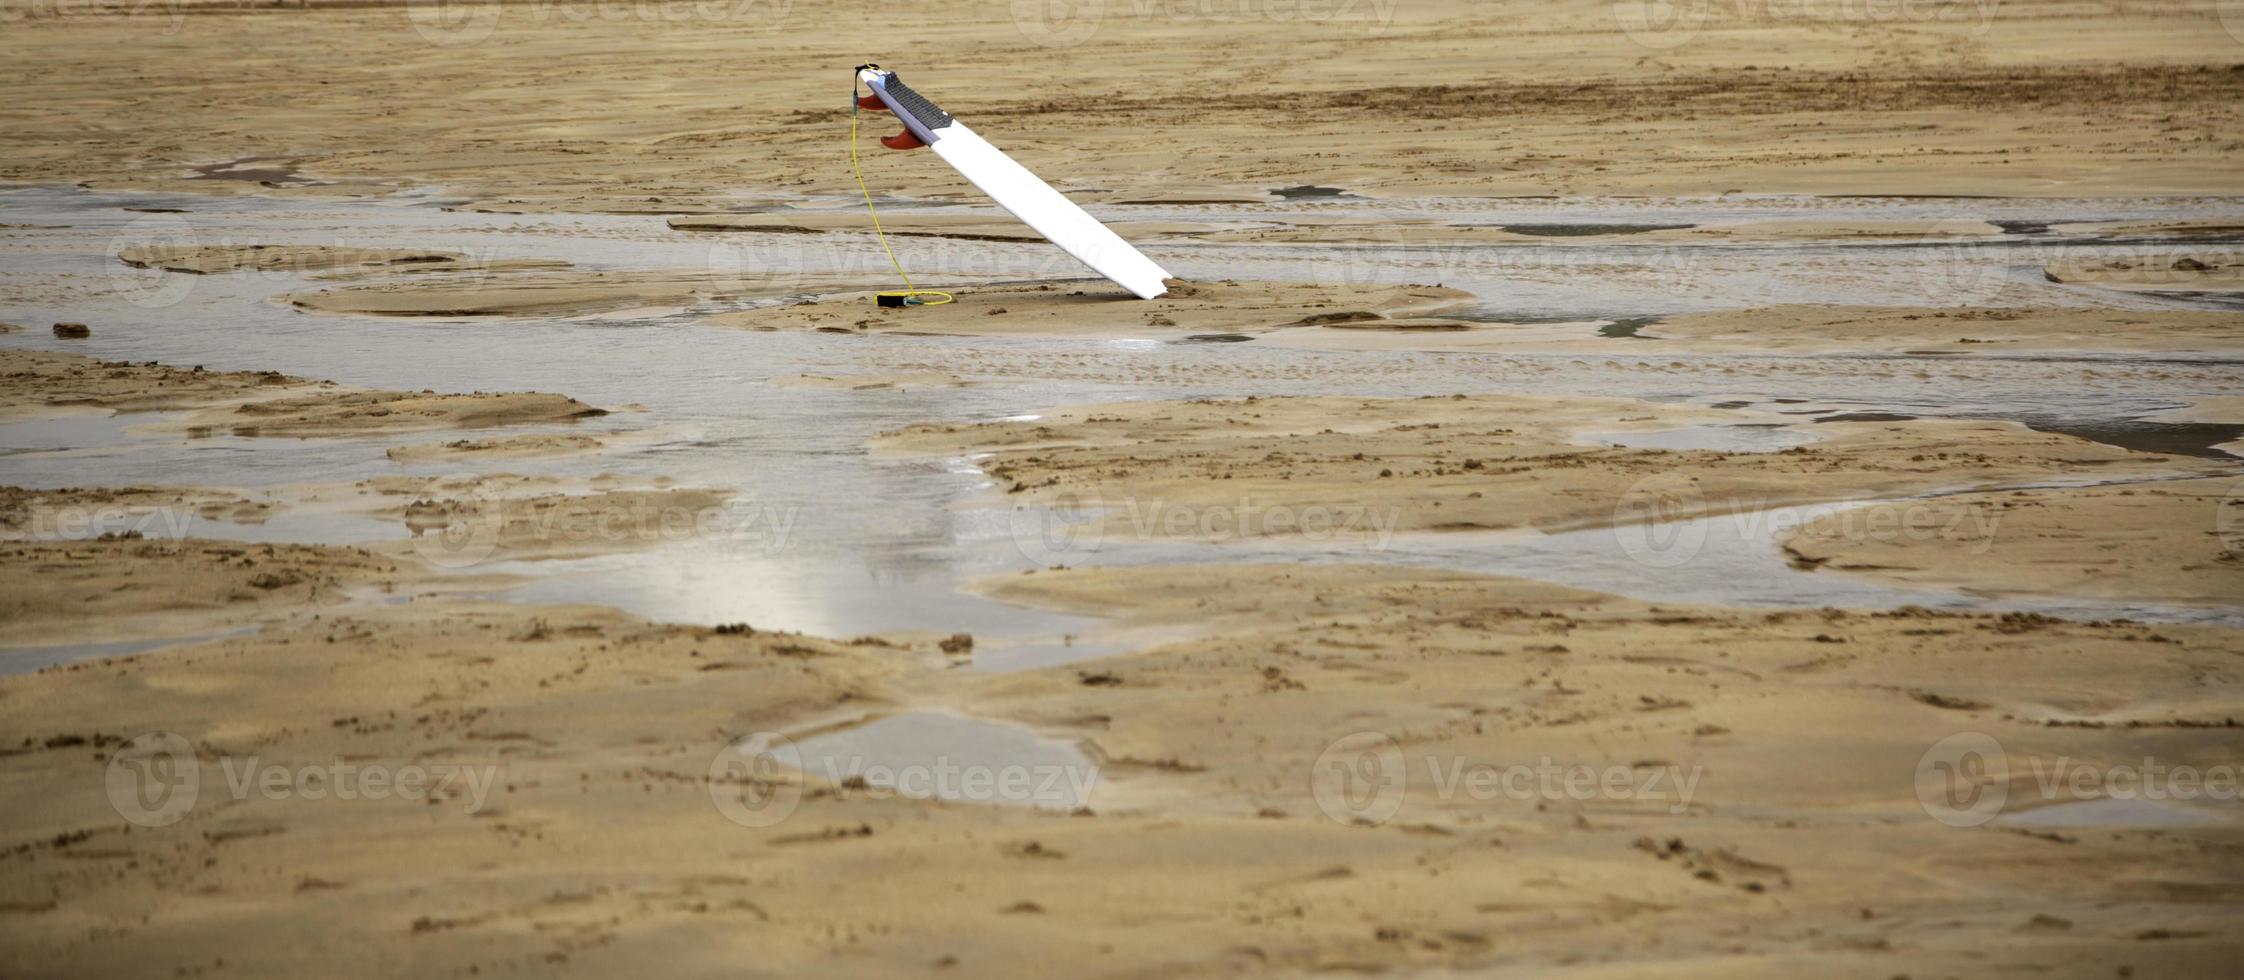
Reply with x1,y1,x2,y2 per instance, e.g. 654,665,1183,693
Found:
851,67,951,308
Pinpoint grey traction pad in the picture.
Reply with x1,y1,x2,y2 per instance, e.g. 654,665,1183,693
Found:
881,74,954,133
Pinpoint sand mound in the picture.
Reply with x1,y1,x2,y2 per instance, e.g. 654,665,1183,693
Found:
289,269,872,318
878,393,2229,542
0,537,408,649
0,486,275,534
1643,306,2244,354
384,433,606,462
117,244,464,275
0,352,609,440
1784,476,2244,605
706,280,1474,337
199,390,604,438
2044,253,2244,291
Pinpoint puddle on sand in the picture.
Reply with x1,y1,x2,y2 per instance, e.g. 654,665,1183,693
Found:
972,635,1132,673
0,413,141,453
1,627,257,675
1270,185,1355,200
1574,424,1819,453
8,185,2244,651
1597,317,1660,339
189,156,320,187
494,541,1111,653
779,711,1099,809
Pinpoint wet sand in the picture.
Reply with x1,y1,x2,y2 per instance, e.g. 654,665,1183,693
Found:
705,280,1474,337
4,0,2244,975
3,548,2240,976
383,433,607,462
288,269,853,318
1636,306,2244,356
876,393,2232,541
3,350,604,435
0,537,413,649
118,244,466,275
6,3,2243,208
0,485,274,535
1784,475,2244,606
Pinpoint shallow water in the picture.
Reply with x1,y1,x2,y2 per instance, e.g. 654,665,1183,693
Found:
2,185,2241,661
779,711,1099,809
1573,423,1821,453
0,627,258,675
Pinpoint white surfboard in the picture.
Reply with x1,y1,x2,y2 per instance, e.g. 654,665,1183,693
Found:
857,66,1171,300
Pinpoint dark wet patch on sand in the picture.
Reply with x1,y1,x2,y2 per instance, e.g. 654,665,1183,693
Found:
1815,412,1919,423
1270,185,1356,200
1498,223,1696,237
2021,419,2244,459
1599,316,1662,339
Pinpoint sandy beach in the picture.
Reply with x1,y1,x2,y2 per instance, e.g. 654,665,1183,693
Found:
3,0,2243,976
6,2,2244,209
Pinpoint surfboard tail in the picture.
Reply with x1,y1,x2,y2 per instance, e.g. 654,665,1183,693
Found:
855,67,1171,300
